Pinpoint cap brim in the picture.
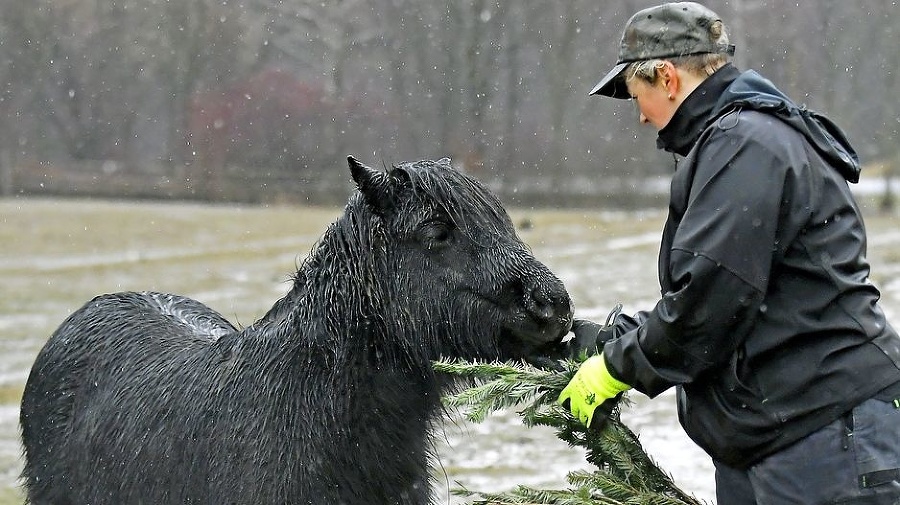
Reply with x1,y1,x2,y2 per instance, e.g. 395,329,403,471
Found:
588,62,631,99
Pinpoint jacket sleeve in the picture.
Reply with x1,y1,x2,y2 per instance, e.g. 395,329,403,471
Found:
604,121,795,397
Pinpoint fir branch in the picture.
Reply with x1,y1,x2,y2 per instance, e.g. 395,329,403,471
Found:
453,483,614,505
435,358,705,505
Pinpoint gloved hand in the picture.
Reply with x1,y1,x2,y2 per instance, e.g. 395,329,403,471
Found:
558,353,631,428
566,318,615,359
562,303,624,360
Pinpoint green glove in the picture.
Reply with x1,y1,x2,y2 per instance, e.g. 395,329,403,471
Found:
558,353,631,427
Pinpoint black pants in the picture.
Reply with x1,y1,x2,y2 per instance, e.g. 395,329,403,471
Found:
715,398,900,504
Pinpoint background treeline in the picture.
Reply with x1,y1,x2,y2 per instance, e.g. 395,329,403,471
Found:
0,0,897,206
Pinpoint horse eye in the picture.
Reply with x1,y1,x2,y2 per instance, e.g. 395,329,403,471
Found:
420,221,453,247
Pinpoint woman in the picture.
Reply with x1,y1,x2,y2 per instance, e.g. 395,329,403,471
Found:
558,2,900,503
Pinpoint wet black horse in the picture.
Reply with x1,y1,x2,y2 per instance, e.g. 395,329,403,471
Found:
19,156,573,504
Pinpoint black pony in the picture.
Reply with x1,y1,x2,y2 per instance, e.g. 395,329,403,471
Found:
20,156,573,504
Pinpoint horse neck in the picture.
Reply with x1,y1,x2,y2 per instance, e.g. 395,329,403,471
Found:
263,223,437,383
275,262,447,424
246,221,451,462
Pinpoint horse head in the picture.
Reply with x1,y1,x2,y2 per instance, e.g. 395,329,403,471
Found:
348,155,573,362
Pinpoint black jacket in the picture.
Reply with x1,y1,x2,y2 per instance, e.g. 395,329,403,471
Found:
602,64,900,468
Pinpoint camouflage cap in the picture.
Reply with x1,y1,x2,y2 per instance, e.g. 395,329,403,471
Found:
590,2,735,99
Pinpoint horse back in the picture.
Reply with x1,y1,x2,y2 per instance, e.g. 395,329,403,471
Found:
20,291,237,503
22,290,237,422
26,291,235,373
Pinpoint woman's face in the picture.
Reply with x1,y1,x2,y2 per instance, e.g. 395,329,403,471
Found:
626,77,677,130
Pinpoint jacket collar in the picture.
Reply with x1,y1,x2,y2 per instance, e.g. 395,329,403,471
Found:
657,64,741,156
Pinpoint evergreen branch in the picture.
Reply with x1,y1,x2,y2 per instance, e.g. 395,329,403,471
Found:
435,358,705,505
453,482,619,504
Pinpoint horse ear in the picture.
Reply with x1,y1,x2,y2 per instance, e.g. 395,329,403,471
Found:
348,155,393,214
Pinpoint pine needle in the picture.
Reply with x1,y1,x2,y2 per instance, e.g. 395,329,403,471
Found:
435,358,706,505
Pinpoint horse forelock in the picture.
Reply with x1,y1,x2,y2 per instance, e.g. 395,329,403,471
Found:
392,161,514,241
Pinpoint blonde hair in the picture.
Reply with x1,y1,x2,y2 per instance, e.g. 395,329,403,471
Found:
624,20,731,85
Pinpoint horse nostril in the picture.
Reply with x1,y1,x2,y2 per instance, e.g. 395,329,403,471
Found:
526,284,571,323
528,286,553,318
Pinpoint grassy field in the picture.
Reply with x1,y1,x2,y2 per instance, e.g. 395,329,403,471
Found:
1,196,898,503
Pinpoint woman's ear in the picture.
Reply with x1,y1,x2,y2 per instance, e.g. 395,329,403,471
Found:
660,61,680,100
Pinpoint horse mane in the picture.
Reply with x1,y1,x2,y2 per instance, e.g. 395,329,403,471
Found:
252,193,384,337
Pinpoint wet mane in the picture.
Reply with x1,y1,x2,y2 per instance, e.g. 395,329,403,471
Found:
392,159,513,240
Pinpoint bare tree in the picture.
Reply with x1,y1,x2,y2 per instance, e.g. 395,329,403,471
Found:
28,1,144,160
0,0,898,205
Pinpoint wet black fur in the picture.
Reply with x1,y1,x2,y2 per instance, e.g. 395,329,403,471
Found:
19,157,572,505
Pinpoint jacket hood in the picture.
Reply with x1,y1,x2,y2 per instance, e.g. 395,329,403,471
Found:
714,71,861,183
